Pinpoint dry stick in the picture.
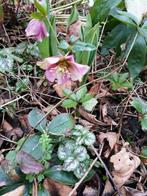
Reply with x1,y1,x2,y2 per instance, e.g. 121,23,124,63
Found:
0,94,29,108
68,157,98,196
91,145,121,196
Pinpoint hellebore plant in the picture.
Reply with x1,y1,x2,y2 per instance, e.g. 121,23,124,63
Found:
25,19,49,42
37,55,89,84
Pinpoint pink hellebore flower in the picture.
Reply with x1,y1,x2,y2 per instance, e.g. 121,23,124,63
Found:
37,55,90,84
25,19,49,42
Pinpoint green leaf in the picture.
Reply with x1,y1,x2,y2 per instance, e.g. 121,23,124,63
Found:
59,40,70,50
0,183,24,195
76,87,87,101
44,166,78,185
101,24,133,55
110,8,138,27
76,23,99,67
62,88,77,101
31,12,44,20
80,93,93,103
38,37,50,58
90,0,122,25
128,34,146,78
16,78,29,93
141,146,147,157
131,97,147,114
72,41,96,52
38,189,50,196
63,157,79,171
62,99,77,109
58,140,75,161
34,0,47,16
82,98,98,112
47,113,75,135
74,146,87,162
28,108,47,132
49,16,58,56
0,57,13,73
67,5,79,27
20,135,43,161
0,166,12,187
141,118,147,131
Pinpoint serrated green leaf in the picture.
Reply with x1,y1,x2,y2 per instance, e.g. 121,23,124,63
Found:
76,87,87,101
63,157,79,171
47,113,75,135
28,108,47,132
80,93,93,103
62,99,77,109
74,146,87,162
131,98,147,114
82,98,98,112
62,88,77,101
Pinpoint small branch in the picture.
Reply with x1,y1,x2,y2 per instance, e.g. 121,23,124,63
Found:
91,145,121,196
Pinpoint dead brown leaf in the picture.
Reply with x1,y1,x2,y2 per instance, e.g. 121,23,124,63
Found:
43,105,59,116
83,186,98,196
98,132,118,150
2,185,25,196
18,114,33,132
79,107,106,126
101,104,117,126
98,132,118,158
2,120,23,141
110,147,141,188
53,81,74,98
43,178,75,196
66,20,82,43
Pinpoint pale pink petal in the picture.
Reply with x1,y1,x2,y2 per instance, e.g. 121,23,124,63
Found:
56,72,71,84
45,69,56,82
25,19,48,42
45,57,60,65
69,63,89,81
65,55,74,62
74,63,90,75
37,57,59,70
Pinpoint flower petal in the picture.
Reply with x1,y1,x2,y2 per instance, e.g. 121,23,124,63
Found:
56,72,71,84
45,69,56,82
69,63,89,81
25,19,49,42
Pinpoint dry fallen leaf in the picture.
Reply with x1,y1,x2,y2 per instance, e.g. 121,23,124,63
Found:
53,81,74,98
2,120,23,140
98,132,118,158
98,132,118,150
2,185,25,196
83,186,98,196
43,178,75,196
79,107,106,126
66,20,82,43
110,147,141,187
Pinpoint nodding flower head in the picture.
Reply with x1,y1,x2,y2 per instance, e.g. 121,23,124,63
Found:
25,19,49,42
37,55,90,84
